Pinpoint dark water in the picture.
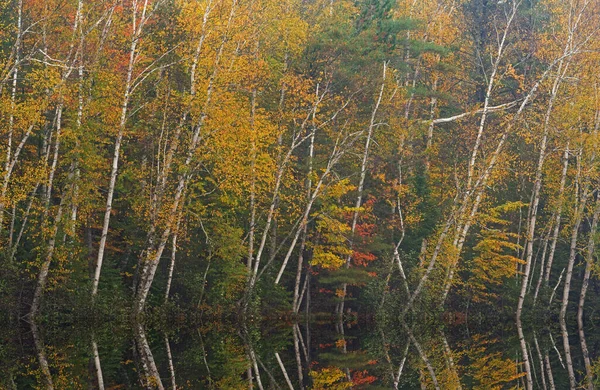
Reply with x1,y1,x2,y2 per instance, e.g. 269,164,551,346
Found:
1,314,599,389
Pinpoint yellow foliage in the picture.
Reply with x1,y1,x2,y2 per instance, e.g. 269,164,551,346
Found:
310,367,352,390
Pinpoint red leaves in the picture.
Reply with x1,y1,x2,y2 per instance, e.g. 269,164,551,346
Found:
352,250,376,267
355,222,376,238
352,370,377,386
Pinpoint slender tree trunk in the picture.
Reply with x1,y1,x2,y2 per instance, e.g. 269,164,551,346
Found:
165,335,176,390
544,145,569,284
135,0,237,314
544,352,556,390
292,106,315,313
30,197,65,317
533,333,547,390
404,323,440,390
293,324,304,388
164,215,181,304
0,0,23,236
560,171,589,388
275,352,294,390
92,337,105,390
532,224,551,303
338,62,386,316
561,318,576,389
31,321,54,390
134,321,164,390
577,195,599,390
247,86,258,272
517,317,534,390
93,0,152,297
560,186,590,321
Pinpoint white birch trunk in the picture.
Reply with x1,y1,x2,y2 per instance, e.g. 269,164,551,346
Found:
338,62,386,316
544,145,569,283
93,0,152,297
135,0,237,314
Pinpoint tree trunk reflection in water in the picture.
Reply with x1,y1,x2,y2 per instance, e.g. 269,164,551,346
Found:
335,315,352,382
91,335,105,390
275,352,294,390
293,323,304,387
578,324,593,390
441,331,462,390
578,194,599,390
256,354,280,388
197,328,213,387
532,333,547,390
517,319,533,390
241,324,264,390
30,321,54,390
402,323,440,390
134,322,164,390
544,352,556,390
380,327,409,390
164,335,176,390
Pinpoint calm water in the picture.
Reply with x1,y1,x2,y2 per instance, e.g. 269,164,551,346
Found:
1,314,598,389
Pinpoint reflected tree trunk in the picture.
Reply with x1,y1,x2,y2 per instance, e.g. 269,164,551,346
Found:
256,355,279,389
532,333,547,390
380,327,409,390
248,348,264,390
578,323,593,390
92,336,105,390
544,352,556,390
403,323,439,390
134,322,164,390
275,352,294,390
31,321,54,390
578,194,599,390
516,317,534,390
165,335,176,390
441,331,462,389
560,319,576,389
293,323,304,387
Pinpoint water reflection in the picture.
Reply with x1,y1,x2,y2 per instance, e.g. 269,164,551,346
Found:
1,317,598,389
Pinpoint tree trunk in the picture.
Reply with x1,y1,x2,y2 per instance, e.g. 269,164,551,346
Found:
544,145,569,284
0,0,23,237
30,197,65,318
92,337,105,390
338,62,386,317
135,0,237,314
93,0,152,297
577,195,599,390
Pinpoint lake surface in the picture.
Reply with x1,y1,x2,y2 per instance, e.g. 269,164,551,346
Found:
1,314,598,389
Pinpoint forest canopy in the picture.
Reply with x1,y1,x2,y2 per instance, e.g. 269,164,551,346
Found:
0,0,600,336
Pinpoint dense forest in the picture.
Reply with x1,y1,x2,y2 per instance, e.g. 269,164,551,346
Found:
2,0,600,388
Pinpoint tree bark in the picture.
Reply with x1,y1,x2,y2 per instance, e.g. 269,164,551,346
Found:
93,0,152,297
338,61,386,317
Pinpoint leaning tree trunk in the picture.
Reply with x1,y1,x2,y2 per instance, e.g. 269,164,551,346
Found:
517,55,569,321
338,62,386,317
560,171,590,389
93,0,152,298
134,0,237,314
577,194,599,390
